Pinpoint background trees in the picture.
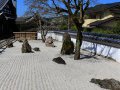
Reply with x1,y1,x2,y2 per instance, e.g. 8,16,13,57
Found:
25,0,91,60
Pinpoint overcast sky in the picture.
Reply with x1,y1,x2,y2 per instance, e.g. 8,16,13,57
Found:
17,0,120,17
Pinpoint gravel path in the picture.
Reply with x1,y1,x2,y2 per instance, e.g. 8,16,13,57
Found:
0,40,120,90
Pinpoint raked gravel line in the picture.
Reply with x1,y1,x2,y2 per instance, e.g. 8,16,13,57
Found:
0,40,120,90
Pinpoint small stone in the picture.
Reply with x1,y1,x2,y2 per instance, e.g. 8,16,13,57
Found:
53,57,66,65
18,40,23,43
33,47,40,51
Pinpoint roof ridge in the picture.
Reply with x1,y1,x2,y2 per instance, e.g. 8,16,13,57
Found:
0,0,9,10
87,2,120,13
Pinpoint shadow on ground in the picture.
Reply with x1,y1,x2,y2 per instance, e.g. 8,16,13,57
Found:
0,48,6,54
80,53,98,60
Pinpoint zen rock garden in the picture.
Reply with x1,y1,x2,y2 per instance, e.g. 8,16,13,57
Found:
8,33,119,90
0,34,120,90
0,0,120,89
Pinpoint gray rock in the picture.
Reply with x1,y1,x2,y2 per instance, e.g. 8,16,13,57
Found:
33,47,40,51
90,78,120,90
61,33,74,55
62,32,71,41
21,39,32,53
45,36,55,47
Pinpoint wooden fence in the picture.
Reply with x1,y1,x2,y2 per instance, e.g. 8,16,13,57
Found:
13,32,37,40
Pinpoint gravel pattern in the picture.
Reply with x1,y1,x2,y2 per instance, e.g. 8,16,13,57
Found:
0,40,120,90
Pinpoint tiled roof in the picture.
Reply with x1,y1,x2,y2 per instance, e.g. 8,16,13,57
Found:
87,2,120,13
16,17,32,24
0,0,9,10
89,17,120,27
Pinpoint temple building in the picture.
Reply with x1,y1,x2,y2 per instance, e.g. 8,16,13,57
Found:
0,0,17,39
83,2,120,28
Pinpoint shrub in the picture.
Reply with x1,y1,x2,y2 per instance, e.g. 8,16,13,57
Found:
59,24,68,30
84,28,114,34
112,21,120,35
71,25,77,31
83,28,92,32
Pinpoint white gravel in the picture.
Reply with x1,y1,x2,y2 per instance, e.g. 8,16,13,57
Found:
0,40,120,90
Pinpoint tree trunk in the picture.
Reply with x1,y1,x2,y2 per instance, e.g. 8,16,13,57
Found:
41,29,48,43
68,15,72,31
74,21,83,60
74,28,83,60
41,30,46,42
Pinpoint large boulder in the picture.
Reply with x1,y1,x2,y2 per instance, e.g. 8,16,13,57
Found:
90,78,120,90
52,57,66,65
62,32,71,41
61,33,74,55
21,39,32,53
45,36,55,47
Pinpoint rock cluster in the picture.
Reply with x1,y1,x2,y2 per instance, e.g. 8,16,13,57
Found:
90,78,120,90
61,33,74,55
45,36,55,47
21,39,32,53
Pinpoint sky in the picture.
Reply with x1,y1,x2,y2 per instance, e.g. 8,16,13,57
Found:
17,0,120,17
17,0,27,17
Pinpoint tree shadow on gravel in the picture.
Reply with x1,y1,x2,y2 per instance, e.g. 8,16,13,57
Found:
0,48,6,55
80,54,98,60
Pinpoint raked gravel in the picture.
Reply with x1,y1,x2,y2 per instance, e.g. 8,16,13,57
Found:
0,40,120,90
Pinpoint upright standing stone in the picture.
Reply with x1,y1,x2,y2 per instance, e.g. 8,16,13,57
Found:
61,32,74,55
21,39,32,53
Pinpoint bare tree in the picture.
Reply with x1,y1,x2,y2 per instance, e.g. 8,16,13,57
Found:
33,13,48,42
25,0,92,60
25,12,48,42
